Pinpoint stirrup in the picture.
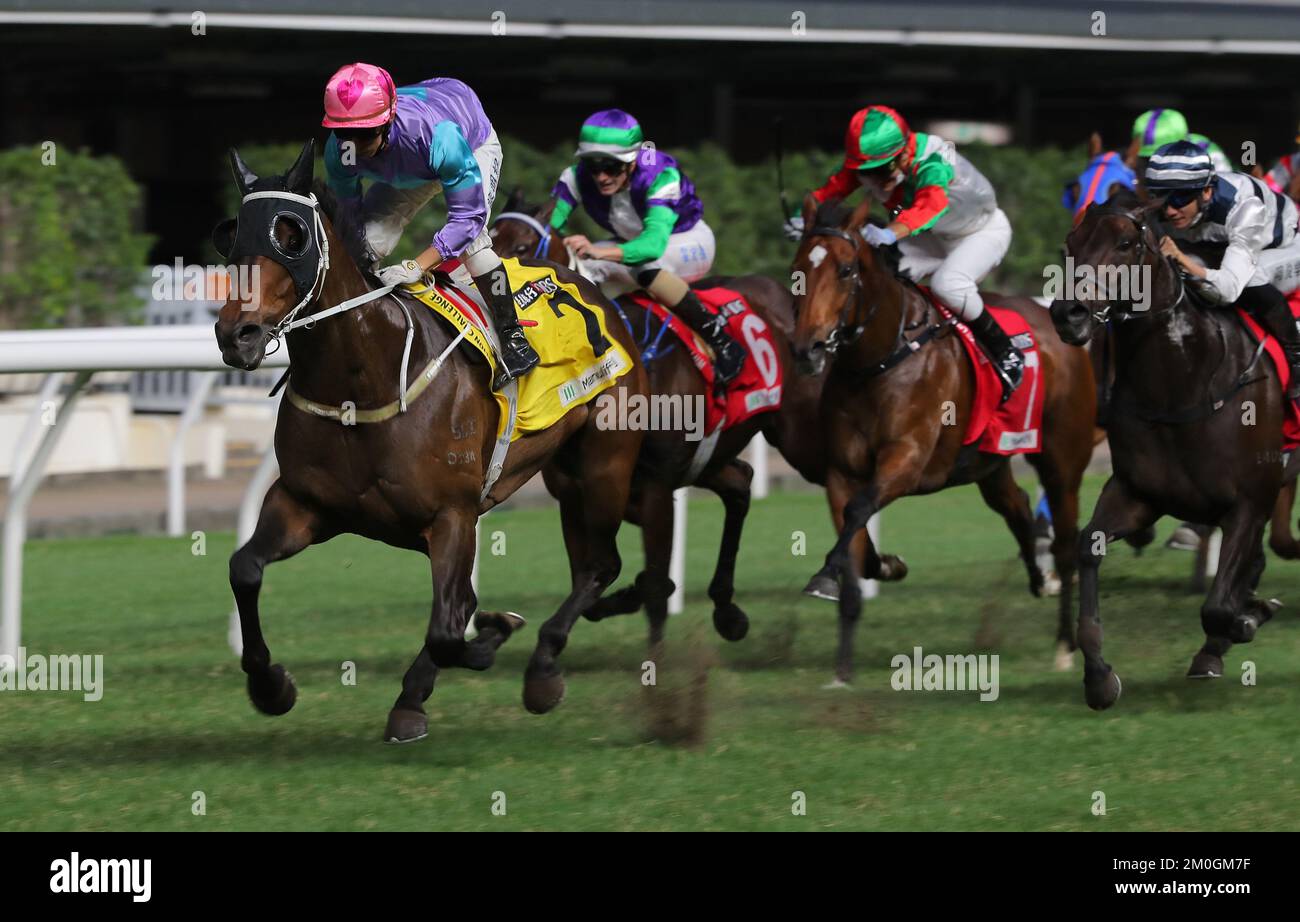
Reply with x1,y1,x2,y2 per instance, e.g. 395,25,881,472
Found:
492,327,539,390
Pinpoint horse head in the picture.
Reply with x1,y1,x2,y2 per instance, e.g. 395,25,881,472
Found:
1051,191,1171,346
213,139,329,370
490,189,560,262
789,193,891,375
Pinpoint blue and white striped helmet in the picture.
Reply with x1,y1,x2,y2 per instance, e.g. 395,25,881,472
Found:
1144,140,1214,192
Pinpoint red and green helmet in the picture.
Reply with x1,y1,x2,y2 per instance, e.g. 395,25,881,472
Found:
842,105,912,171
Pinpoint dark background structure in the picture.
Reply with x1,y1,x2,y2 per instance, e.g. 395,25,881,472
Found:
4,0,1300,260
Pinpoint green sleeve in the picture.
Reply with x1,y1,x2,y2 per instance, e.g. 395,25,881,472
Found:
620,205,677,264
549,197,574,232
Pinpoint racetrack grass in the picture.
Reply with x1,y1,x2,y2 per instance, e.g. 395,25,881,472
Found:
4,475,1300,831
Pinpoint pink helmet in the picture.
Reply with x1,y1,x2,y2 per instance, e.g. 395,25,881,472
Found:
322,62,396,129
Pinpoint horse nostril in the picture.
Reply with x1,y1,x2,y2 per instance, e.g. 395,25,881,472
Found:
236,323,263,344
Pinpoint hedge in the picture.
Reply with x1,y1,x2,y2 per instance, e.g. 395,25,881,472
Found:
0,145,153,329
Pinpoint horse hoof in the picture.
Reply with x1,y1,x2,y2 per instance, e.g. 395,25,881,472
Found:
523,671,566,714
803,571,840,602
879,555,908,582
474,610,526,637
1053,642,1074,672
247,664,297,716
1084,669,1121,710
384,708,428,744
822,677,851,690
1038,570,1062,598
1229,615,1260,644
712,603,750,642
1187,652,1224,678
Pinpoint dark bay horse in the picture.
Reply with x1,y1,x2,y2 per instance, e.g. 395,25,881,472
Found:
491,192,832,644
789,196,1097,684
1051,192,1291,709
212,141,648,741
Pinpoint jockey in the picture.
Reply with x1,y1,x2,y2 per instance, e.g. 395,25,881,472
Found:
320,63,539,386
1147,140,1300,397
1131,108,1189,196
791,105,1022,399
547,109,746,383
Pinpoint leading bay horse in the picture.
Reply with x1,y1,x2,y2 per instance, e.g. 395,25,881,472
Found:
1051,191,1292,708
790,196,1097,685
212,141,647,741
490,192,832,644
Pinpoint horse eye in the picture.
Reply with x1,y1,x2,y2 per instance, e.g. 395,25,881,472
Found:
1116,239,1132,251
513,244,529,256
838,263,853,279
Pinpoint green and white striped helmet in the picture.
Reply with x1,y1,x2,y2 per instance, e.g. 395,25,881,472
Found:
575,109,644,163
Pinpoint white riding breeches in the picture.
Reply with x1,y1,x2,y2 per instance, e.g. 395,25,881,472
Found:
579,220,716,299
896,207,1012,321
1253,236,1300,295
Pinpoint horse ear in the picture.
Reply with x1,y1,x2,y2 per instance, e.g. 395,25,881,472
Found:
847,197,873,231
229,148,258,197
537,196,557,222
285,139,316,194
212,218,237,260
801,192,818,230
1250,163,1265,179
1087,131,1103,158
1122,136,1140,170
502,186,523,213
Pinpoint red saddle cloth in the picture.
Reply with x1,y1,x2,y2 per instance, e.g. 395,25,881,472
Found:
627,287,784,435
1238,291,1300,451
926,293,1045,455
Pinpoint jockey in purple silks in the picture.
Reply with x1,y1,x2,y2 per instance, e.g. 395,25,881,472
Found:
548,109,745,383
321,62,538,386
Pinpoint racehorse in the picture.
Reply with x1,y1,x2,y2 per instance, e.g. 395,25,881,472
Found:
212,141,648,741
1050,191,1291,708
491,191,832,644
789,195,1097,685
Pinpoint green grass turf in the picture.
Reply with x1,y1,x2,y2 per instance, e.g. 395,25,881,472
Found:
3,474,1299,831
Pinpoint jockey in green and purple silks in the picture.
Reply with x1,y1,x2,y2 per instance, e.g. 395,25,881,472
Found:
321,62,537,385
547,109,745,383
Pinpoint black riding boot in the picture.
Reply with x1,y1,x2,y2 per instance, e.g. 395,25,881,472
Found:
1241,284,1300,400
473,265,539,389
967,310,1025,404
672,291,746,385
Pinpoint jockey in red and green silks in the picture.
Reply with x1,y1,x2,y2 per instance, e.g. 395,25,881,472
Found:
547,109,745,383
791,104,1023,398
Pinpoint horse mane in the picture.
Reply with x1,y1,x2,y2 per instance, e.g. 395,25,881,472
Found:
312,179,375,279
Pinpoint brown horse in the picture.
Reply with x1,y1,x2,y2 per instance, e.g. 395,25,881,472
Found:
491,192,832,643
789,196,1097,685
1051,191,1292,708
212,141,647,741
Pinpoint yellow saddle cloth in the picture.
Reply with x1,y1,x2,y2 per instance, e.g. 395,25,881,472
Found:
403,258,633,441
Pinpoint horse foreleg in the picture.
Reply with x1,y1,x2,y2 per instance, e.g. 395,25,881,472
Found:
976,462,1043,598
1033,458,1084,671
1191,506,1273,679
701,458,753,642
817,450,924,686
385,506,481,743
1268,478,1299,559
523,435,635,714
637,482,678,647
1076,477,1156,710
230,481,330,717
